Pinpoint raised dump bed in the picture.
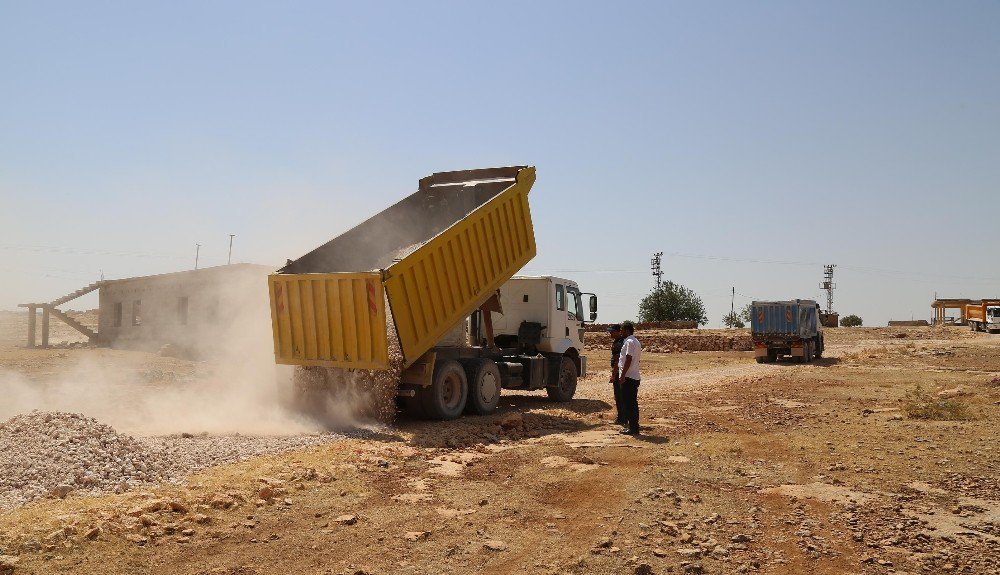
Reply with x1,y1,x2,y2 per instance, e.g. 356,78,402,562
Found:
269,166,537,370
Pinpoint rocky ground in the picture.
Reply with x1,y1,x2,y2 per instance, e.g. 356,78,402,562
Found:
0,312,998,574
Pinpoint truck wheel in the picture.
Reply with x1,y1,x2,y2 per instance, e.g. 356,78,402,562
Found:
546,356,577,402
755,356,766,364
421,360,468,420
814,338,823,359
767,352,777,363
462,359,502,415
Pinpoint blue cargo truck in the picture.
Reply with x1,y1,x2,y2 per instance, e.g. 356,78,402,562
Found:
750,300,825,363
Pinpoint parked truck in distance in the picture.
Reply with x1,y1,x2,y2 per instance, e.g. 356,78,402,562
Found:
966,301,1000,333
750,300,824,363
268,166,598,420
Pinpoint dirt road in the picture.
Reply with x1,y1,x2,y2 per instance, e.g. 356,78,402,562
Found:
0,316,998,574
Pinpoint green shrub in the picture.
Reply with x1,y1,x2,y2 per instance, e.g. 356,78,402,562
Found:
840,314,863,327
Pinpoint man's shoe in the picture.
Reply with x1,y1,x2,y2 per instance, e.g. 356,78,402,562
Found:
614,419,627,426
619,428,639,436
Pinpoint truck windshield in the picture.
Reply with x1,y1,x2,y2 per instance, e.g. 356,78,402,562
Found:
989,307,1000,317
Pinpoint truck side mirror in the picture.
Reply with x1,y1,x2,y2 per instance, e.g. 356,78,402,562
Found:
582,292,598,323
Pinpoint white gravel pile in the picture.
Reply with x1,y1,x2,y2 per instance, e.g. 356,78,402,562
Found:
0,410,343,510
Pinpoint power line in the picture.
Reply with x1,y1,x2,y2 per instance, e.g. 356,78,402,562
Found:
529,251,999,283
0,243,187,259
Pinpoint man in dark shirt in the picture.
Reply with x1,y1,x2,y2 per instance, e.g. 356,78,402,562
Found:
608,324,626,425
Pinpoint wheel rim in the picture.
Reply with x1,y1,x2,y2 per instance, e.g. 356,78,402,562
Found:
480,370,500,405
441,372,463,410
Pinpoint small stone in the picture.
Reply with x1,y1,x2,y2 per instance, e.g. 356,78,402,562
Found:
677,548,701,557
335,515,358,526
49,485,73,499
124,534,148,546
498,412,524,430
597,537,613,548
484,540,507,551
731,534,751,543
634,563,654,575
404,531,430,542
168,501,189,514
84,527,101,541
653,548,668,557
192,514,211,524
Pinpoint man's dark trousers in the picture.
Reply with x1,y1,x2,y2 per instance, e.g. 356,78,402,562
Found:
612,376,626,424
621,377,640,431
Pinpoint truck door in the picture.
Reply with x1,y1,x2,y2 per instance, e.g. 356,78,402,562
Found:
545,281,575,354
566,286,586,348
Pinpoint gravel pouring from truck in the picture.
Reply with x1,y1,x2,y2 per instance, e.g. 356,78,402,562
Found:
750,299,824,363
268,166,597,419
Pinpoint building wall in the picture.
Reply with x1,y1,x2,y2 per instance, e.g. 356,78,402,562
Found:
97,264,274,358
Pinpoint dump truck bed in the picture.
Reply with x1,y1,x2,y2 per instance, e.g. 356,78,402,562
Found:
750,300,821,340
269,166,537,370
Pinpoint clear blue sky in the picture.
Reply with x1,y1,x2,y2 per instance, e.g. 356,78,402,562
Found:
2,1,998,326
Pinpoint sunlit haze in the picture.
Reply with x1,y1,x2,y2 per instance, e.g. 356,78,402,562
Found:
2,1,997,326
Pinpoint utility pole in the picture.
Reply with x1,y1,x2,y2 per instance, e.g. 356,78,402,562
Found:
731,286,735,315
819,264,836,313
195,243,201,270
651,252,663,290
228,234,235,265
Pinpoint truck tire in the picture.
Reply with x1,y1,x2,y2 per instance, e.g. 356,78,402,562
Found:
755,356,766,364
462,359,502,415
546,356,577,402
814,337,823,359
795,344,807,364
421,360,468,420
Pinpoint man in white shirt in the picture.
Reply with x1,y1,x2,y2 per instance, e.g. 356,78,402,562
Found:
617,320,642,435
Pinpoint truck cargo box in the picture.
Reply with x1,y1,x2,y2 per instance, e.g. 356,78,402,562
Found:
269,166,537,370
750,300,820,340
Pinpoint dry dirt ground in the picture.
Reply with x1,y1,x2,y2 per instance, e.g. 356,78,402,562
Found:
0,312,998,575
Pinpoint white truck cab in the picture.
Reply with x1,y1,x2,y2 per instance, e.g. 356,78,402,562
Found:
490,276,597,378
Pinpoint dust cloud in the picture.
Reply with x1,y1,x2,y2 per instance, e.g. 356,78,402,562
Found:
0,275,385,436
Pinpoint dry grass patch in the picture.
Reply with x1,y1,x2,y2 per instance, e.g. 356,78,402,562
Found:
903,384,972,421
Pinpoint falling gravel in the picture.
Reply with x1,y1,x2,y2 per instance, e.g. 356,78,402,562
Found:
0,410,345,510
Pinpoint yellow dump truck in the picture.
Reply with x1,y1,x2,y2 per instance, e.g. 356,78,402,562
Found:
269,166,598,419
966,301,1000,333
